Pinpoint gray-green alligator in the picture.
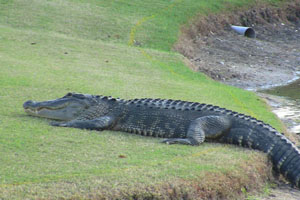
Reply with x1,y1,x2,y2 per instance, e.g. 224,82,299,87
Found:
23,92,300,188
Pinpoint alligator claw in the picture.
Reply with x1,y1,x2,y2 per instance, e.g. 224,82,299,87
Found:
161,139,175,145
50,121,67,127
161,138,193,145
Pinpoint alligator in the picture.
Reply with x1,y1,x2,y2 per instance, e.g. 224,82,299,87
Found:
23,92,300,188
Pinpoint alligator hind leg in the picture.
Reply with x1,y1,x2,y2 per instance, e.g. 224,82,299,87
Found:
161,117,206,146
50,116,114,131
161,116,231,146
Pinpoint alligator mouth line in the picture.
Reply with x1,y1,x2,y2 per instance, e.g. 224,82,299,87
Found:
24,103,70,112
25,107,51,112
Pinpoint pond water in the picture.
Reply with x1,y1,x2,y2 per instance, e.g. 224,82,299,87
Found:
261,79,300,134
263,79,300,101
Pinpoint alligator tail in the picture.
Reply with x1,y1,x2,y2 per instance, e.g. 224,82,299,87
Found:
268,133,300,188
220,124,300,187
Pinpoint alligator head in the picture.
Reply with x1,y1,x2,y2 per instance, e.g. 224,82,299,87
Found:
23,93,95,121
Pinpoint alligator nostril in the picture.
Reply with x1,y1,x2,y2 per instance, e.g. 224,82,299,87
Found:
23,100,35,109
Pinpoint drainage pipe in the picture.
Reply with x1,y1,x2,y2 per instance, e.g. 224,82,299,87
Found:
231,25,256,38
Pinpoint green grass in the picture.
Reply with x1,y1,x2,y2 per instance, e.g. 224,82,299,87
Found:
0,0,283,51
0,0,285,199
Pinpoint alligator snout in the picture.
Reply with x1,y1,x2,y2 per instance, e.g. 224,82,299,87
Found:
23,100,36,109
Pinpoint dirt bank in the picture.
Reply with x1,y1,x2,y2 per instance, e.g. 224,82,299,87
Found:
175,0,300,90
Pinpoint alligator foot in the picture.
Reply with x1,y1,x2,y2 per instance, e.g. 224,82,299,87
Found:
50,116,114,130
50,121,68,127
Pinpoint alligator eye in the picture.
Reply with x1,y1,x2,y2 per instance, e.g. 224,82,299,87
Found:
65,92,73,97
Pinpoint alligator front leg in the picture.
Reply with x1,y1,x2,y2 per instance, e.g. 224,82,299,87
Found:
50,116,114,131
162,116,231,146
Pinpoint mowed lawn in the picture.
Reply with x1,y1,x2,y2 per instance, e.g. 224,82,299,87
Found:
0,0,284,199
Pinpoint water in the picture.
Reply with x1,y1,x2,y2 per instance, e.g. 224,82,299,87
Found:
263,79,300,101
261,79,300,134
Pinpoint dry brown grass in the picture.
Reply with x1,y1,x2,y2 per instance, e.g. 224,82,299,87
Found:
63,152,274,200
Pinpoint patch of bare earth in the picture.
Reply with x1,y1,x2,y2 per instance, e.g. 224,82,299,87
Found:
175,0,300,90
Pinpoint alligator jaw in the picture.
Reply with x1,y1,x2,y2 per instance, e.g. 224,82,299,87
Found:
24,106,66,116
23,100,41,116
24,107,39,115
23,100,69,111
23,100,71,120
23,94,92,121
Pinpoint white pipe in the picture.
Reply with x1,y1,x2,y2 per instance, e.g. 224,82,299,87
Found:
231,25,256,38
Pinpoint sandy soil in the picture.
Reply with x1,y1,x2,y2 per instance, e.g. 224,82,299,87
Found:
175,1,300,199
